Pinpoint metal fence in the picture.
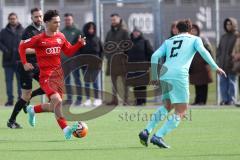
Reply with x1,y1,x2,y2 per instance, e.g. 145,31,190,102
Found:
0,0,240,46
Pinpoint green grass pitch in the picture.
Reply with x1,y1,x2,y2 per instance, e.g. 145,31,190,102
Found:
0,106,240,160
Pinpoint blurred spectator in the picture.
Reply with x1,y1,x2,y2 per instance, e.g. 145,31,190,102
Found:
105,13,130,105
216,17,238,105
170,21,179,37
80,22,103,107
232,33,240,107
190,24,213,105
127,27,153,106
0,12,24,106
232,34,240,71
61,13,83,106
7,8,44,129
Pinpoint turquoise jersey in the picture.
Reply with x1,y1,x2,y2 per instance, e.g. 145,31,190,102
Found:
151,33,218,81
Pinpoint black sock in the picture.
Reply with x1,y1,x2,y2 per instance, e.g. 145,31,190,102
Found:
23,101,30,114
31,87,45,99
9,98,27,122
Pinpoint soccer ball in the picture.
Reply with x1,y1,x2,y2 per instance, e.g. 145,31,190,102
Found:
72,121,88,138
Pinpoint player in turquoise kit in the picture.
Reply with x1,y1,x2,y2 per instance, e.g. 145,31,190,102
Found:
139,19,226,148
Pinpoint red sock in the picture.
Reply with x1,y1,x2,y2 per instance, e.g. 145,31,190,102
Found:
57,117,68,129
34,105,43,113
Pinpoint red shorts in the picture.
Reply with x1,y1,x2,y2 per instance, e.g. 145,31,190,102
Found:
40,74,64,99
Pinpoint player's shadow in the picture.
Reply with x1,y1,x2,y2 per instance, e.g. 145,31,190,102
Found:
0,139,66,143
5,146,147,152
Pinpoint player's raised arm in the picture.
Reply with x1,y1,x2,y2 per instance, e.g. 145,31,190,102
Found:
194,37,226,77
62,35,86,57
194,37,217,70
150,41,167,84
18,37,37,70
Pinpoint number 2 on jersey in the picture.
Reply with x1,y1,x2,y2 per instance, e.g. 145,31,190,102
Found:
170,40,183,58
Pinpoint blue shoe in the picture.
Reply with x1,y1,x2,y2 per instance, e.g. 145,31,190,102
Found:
64,122,78,140
150,134,170,148
26,105,36,127
139,129,149,147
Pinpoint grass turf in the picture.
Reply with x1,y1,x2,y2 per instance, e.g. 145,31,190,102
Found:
0,106,240,160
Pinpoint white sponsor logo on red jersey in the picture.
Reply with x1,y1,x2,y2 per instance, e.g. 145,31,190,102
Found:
56,38,62,44
46,47,61,55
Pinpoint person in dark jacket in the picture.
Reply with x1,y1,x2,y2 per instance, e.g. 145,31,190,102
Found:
0,12,24,106
190,24,213,105
104,13,130,106
127,28,153,106
232,33,240,107
216,17,238,105
80,22,103,107
61,13,83,106
7,8,45,129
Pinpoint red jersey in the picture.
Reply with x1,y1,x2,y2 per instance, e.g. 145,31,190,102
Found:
19,32,83,80
18,32,84,98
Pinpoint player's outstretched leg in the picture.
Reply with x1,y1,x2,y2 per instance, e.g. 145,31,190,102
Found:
150,134,170,148
7,121,22,129
50,93,79,140
145,106,169,133
26,105,37,127
26,104,45,126
57,117,79,140
31,87,45,99
7,89,33,128
139,105,169,147
63,122,79,140
138,129,149,147
150,112,182,148
23,101,30,113
7,98,28,129
22,88,45,113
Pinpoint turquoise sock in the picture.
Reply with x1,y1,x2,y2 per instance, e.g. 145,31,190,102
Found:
155,113,181,138
145,106,168,133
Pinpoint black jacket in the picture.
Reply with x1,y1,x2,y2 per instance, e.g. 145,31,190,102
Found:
127,33,153,80
0,23,24,67
80,36,102,58
79,22,103,72
80,22,102,58
104,20,130,75
128,34,153,62
216,17,238,73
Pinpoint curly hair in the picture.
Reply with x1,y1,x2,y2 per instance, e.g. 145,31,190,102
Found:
43,10,59,22
176,19,192,33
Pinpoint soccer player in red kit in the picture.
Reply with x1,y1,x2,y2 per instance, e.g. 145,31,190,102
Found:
18,10,86,139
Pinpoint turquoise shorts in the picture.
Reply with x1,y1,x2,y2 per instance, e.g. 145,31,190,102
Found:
160,79,189,104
